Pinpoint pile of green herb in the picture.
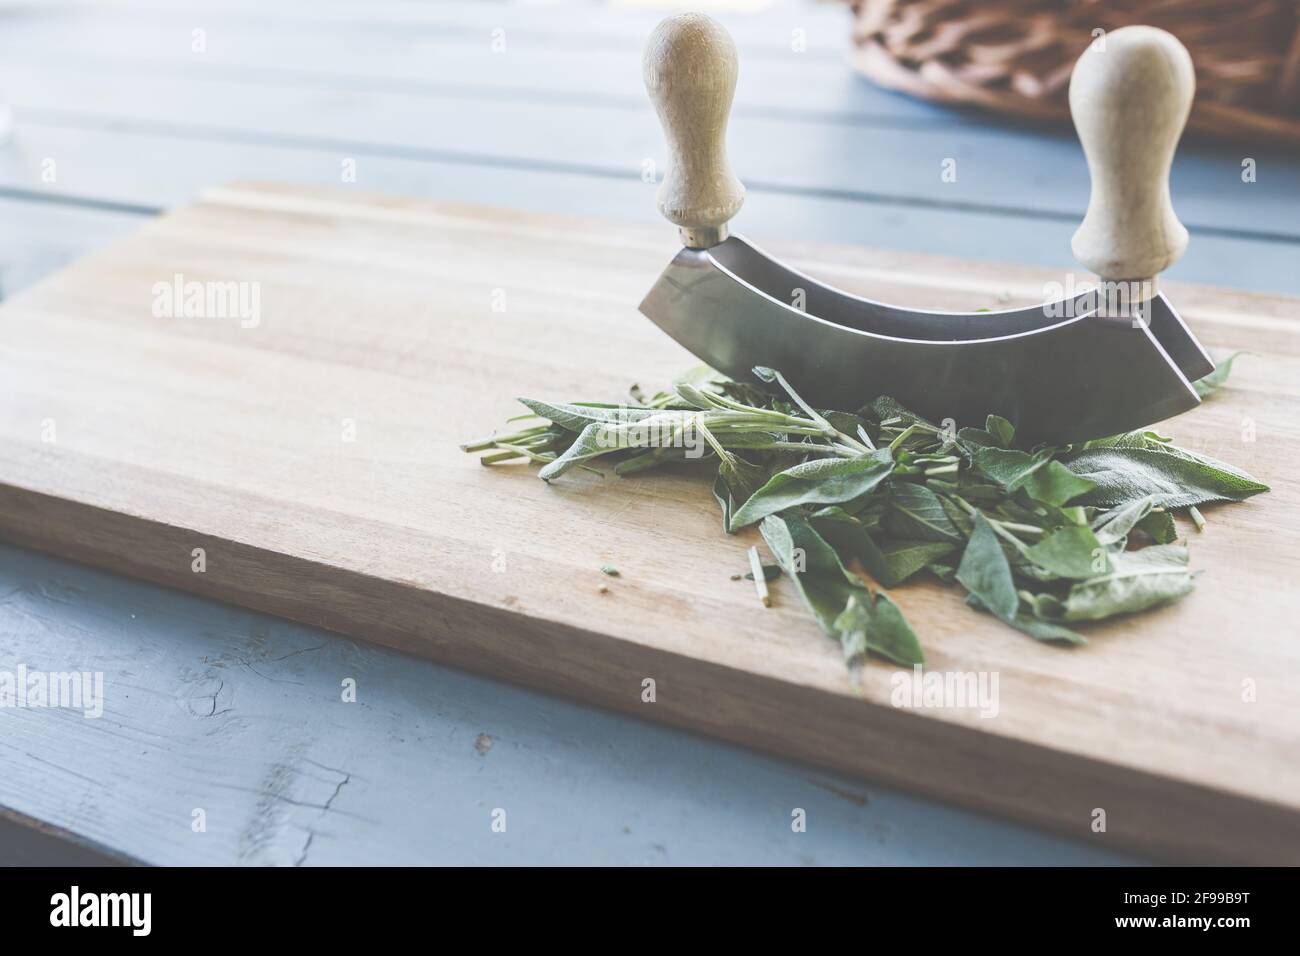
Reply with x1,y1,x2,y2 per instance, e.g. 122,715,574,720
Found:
462,364,1266,671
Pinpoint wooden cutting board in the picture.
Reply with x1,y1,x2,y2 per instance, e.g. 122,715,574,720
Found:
2,182,1297,863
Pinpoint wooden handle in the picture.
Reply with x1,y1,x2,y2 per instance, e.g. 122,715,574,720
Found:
1070,26,1194,295
643,13,745,249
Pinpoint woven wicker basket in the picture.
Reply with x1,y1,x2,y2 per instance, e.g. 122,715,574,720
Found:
849,0,1300,145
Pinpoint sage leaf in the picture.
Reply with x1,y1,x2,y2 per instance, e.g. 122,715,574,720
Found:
883,482,961,542
762,514,922,664
986,415,1016,448
717,452,770,507
713,473,738,534
808,504,860,522
537,422,613,480
807,509,892,583
824,410,870,439
879,540,956,585
1019,460,1097,507
956,426,1003,454
1136,508,1178,544
1079,429,1172,452
1063,447,1268,509
938,493,974,538
1006,614,1087,644
614,447,690,476
1092,495,1158,547
866,397,938,432
1063,544,1195,621
956,512,1019,621
730,450,894,528
967,594,1087,645
761,513,852,582
1024,525,1109,579
971,446,1053,490
518,398,659,432
928,562,957,584
537,412,700,480
1094,496,1179,546
834,592,925,667
1019,589,1066,619
673,381,719,411
673,364,734,394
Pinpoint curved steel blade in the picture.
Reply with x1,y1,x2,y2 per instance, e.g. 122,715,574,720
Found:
638,237,1205,446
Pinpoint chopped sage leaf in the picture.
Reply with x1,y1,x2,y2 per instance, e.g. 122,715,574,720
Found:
464,363,1267,674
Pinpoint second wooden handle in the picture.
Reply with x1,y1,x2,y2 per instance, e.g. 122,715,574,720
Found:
1070,26,1195,291
643,13,745,248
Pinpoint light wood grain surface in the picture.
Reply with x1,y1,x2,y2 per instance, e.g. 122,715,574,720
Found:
1,181,1295,863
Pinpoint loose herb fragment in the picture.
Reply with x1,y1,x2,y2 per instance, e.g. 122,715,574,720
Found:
1193,351,1249,398
464,361,1267,673
747,546,771,607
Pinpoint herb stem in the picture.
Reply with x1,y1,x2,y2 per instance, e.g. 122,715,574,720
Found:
490,440,556,465
765,441,837,455
460,425,552,452
478,449,522,465
923,462,959,477
888,424,919,453
998,521,1046,537
694,417,731,463
948,494,1043,544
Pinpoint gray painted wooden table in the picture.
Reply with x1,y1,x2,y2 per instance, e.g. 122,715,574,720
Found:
1,0,1294,866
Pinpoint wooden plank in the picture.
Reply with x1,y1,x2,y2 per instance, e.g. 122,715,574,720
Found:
2,45,1296,240
0,182,1296,863
23,0,856,54
0,542,1134,865
0,811,123,867
0,11,946,125
4,122,1296,299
